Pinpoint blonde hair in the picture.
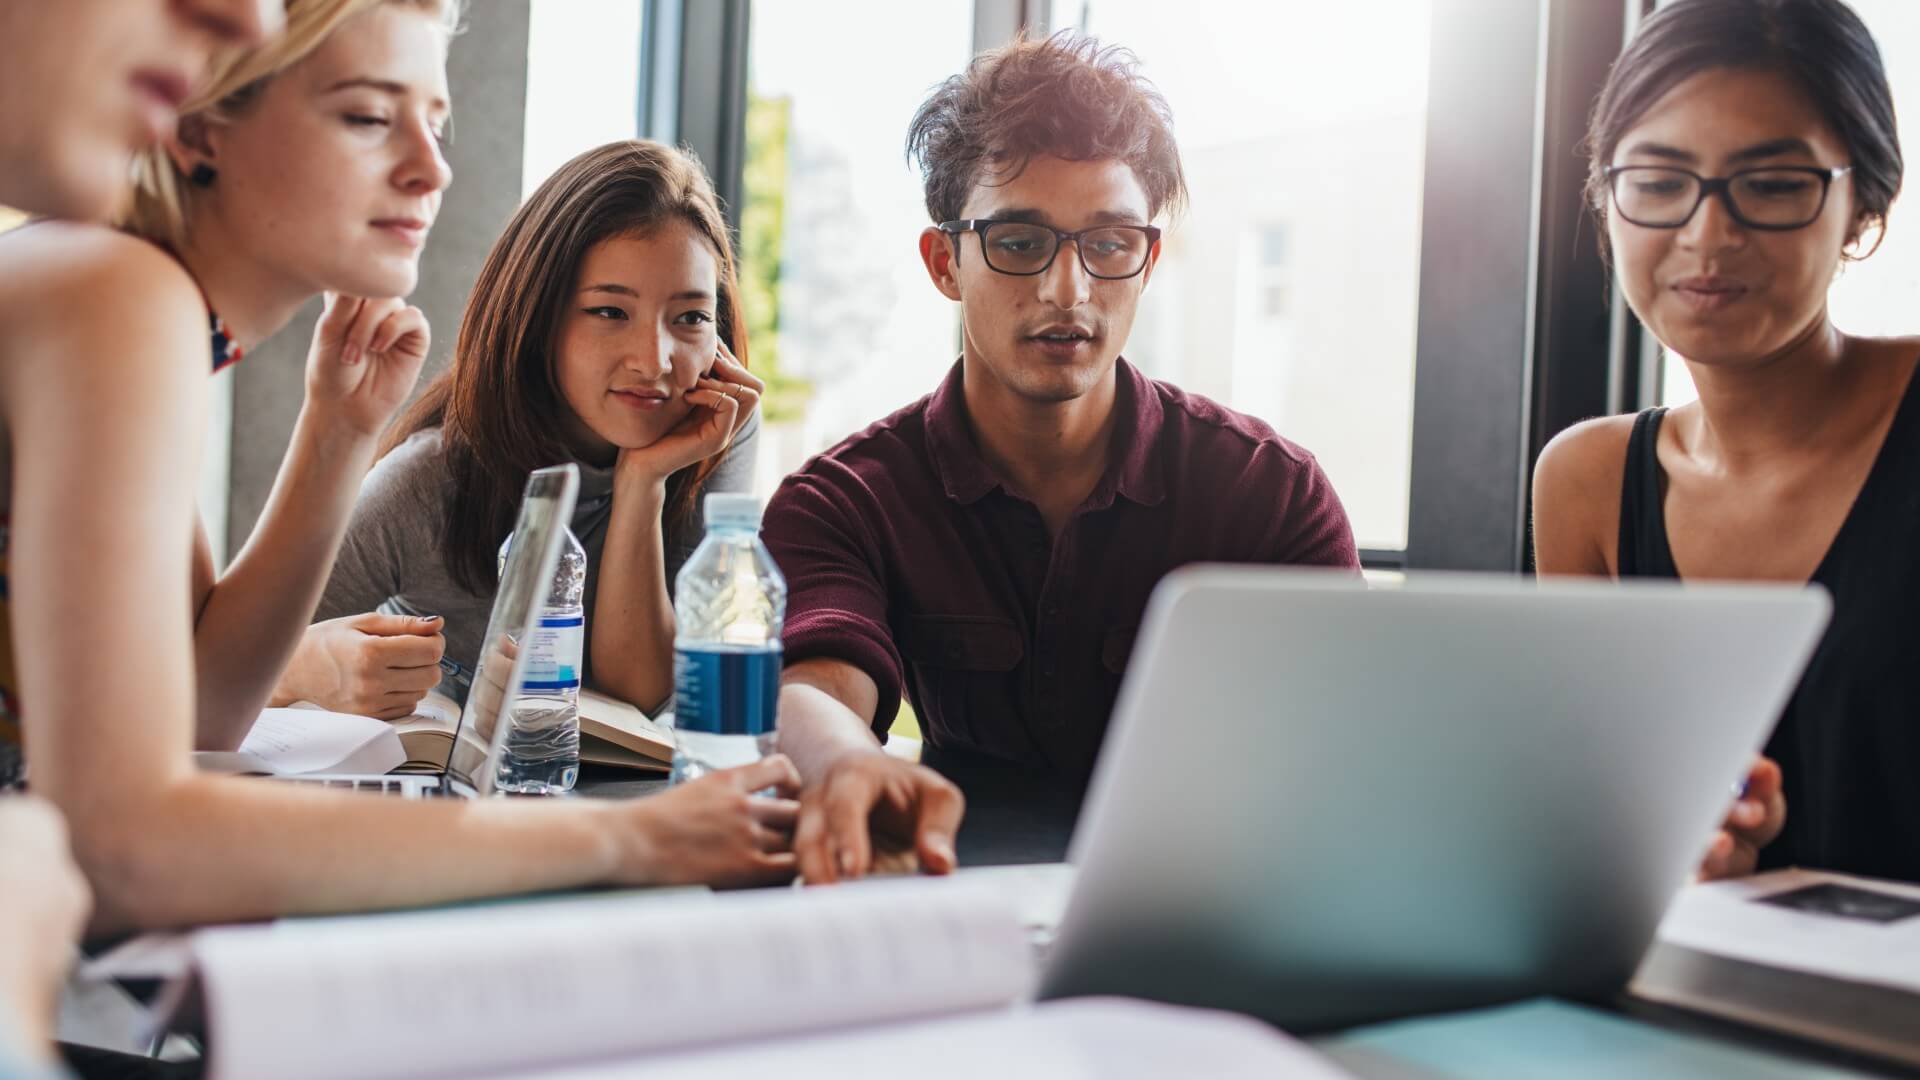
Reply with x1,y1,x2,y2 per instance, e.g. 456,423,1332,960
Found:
122,0,461,247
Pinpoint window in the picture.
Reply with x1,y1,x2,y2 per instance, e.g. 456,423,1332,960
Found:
1050,0,1434,551
1660,0,1920,406
738,0,974,498
521,0,644,198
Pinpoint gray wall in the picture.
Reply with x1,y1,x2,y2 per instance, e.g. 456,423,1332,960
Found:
223,1,531,555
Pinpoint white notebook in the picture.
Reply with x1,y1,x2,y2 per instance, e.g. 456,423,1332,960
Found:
173,876,1345,1079
1632,869,1920,1066
192,708,406,778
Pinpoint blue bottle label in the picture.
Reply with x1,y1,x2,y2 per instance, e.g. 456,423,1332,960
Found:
674,646,781,736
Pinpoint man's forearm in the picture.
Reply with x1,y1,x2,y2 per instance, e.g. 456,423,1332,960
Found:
195,406,376,746
777,675,884,784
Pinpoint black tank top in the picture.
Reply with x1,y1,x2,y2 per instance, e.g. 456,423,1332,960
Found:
1617,370,1920,882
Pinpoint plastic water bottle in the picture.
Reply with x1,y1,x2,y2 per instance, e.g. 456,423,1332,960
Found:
670,494,787,784
494,526,586,793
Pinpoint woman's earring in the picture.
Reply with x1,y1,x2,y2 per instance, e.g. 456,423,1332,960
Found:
189,164,218,188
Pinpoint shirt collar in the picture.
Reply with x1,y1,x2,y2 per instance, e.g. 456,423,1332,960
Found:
924,359,998,505
922,356,1168,509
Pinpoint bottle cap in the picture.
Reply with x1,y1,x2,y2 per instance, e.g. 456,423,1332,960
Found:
705,493,763,530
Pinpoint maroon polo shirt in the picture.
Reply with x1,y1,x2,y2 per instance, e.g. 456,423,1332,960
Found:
764,358,1358,784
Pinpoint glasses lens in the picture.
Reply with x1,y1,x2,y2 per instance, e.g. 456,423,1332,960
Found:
982,223,1057,274
1613,167,1700,226
1730,169,1828,227
1079,227,1152,278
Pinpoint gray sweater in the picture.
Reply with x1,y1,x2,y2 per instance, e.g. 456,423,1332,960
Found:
317,418,758,698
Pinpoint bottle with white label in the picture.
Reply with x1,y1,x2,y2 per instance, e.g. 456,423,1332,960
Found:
494,525,586,793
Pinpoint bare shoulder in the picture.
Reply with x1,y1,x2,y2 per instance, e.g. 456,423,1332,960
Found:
0,224,207,394
1867,334,1920,377
1533,413,1640,575
1536,413,1638,495
0,222,198,302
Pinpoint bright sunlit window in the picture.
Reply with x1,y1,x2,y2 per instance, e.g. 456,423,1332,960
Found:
522,0,644,199
1050,0,1434,551
738,0,974,498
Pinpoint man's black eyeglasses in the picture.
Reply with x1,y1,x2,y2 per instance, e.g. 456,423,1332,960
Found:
1604,165,1852,231
938,219,1160,279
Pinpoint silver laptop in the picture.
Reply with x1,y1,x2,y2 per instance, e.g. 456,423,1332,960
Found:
1038,567,1830,1031
281,464,579,798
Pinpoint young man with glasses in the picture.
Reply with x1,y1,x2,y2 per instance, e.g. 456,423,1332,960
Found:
768,34,1358,884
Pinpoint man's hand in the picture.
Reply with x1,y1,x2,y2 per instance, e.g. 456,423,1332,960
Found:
1699,756,1786,881
794,751,963,884
276,612,446,719
0,798,91,1060
305,293,431,438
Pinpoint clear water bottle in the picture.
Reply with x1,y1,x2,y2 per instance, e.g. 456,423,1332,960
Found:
670,494,787,784
494,525,586,794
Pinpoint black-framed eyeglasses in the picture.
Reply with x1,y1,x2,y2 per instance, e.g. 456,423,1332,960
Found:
1604,165,1852,231
937,219,1161,279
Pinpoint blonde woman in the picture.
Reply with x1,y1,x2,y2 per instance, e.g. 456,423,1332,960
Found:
0,0,280,222
0,0,799,933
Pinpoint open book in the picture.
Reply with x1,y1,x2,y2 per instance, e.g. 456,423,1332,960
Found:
1631,868,1920,1067
387,689,462,772
387,687,672,774
168,875,1344,1079
193,709,406,777
577,687,673,772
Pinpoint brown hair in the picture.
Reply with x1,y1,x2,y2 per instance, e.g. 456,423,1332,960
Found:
385,139,747,593
905,31,1188,225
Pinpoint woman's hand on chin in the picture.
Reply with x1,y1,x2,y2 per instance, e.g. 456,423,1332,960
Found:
615,340,765,487
304,292,432,439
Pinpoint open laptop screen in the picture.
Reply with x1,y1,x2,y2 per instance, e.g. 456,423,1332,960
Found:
445,464,580,794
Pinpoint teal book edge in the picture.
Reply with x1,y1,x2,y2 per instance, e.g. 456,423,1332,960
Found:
1314,999,1871,1080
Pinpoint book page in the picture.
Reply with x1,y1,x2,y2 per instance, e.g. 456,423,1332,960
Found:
529,998,1351,1079
192,709,405,776
194,877,1031,1080
1650,869,1920,993
578,689,673,761
577,738,668,773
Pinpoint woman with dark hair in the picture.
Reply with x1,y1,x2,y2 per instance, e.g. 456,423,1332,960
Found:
1534,0,1917,881
277,139,763,720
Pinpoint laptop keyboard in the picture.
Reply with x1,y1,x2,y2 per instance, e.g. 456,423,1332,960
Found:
285,776,445,797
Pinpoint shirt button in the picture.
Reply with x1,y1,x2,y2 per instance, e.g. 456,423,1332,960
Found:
1044,605,1060,619
1043,666,1057,680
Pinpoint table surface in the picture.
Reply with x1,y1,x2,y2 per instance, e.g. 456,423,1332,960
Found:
576,759,1916,1079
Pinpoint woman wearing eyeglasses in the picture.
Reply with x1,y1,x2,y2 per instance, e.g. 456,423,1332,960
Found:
1533,0,1916,882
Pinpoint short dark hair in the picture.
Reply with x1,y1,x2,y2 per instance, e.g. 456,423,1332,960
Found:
905,31,1188,225
1584,0,1903,252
